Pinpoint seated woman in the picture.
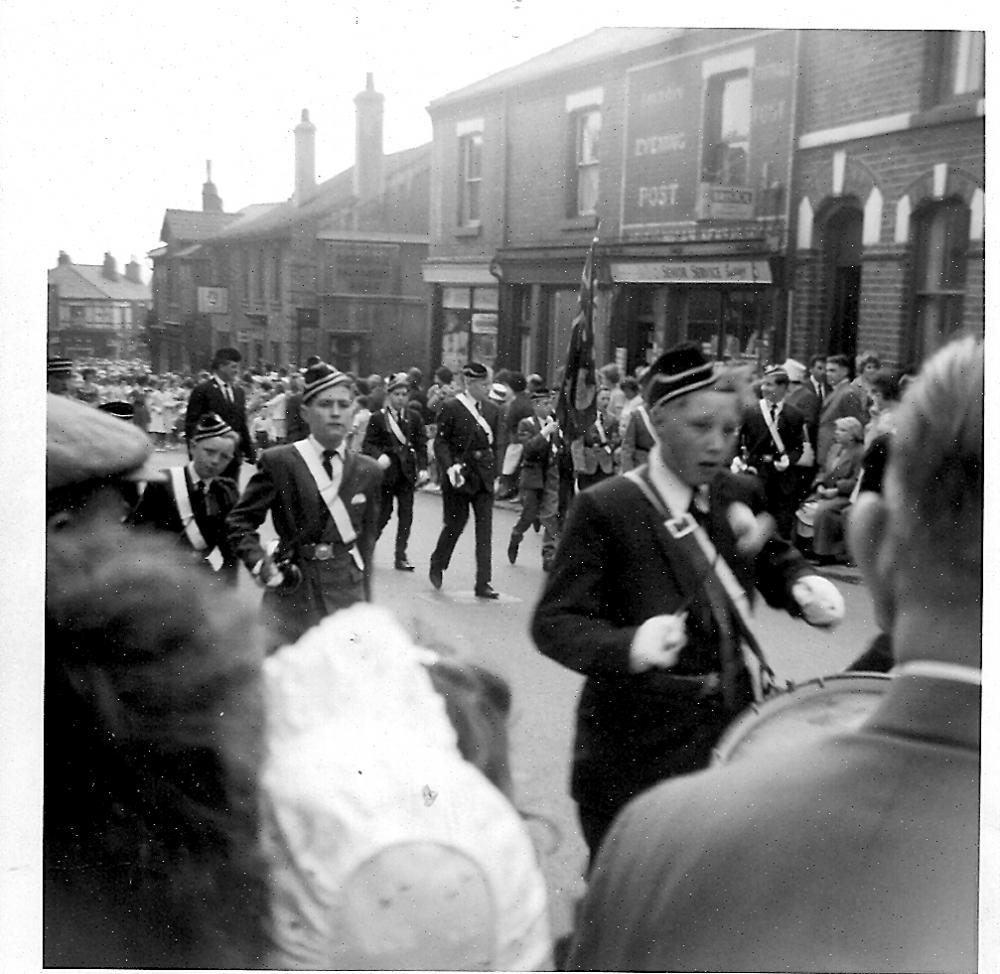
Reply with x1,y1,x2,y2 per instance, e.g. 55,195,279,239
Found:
261,604,552,971
45,525,269,969
796,416,865,564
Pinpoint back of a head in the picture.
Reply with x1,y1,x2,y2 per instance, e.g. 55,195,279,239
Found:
886,337,982,588
44,525,268,968
508,371,527,394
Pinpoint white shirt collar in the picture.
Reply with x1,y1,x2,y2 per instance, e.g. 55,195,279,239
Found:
308,435,346,460
647,444,694,517
186,461,204,487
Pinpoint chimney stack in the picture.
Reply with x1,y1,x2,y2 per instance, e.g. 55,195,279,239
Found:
102,252,119,281
125,256,143,284
58,250,72,266
294,109,316,205
202,160,223,212
353,73,384,202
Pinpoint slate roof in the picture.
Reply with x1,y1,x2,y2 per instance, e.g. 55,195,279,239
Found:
48,263,151,302
210,142,431,241
428,27,681,109
160,209,240,244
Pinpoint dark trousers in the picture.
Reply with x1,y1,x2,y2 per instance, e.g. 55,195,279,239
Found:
762,469,800,540
430,487,493,587
377,480,415,558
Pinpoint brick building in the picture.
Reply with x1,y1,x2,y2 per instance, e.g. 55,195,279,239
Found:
157,76,432,376
790,29,984,367
47,251,151,360
424,27,984,380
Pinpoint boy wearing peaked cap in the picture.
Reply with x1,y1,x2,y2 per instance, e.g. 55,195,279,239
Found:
227,364,382,645
130,413,242,584
532,342,845,858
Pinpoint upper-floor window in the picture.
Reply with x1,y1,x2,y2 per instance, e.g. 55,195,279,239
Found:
269,248,281,301
458,131,483,226
702,70,750,186
944,31,984,100
572,108,601,216
911,199,970,361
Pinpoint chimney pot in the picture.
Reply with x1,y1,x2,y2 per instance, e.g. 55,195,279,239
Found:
202,159,223,212
294,109,317,205
58,250,71,265
102,252,119,281
353,74,384,203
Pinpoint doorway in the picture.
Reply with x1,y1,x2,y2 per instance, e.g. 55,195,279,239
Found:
824,206,863,361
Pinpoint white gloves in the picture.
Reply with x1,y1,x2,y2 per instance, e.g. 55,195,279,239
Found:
446,464,465,488
416,469,430,486
773,454,790,472
376,453,392,471
540,418,559,438
629,613,688,673
253,558,286,589
793,575,845,627
727,502,775,557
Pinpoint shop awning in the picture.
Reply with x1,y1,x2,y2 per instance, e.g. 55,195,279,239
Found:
609,259,772,285
422,262,497,286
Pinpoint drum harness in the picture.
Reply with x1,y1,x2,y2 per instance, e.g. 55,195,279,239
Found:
625,468,791,710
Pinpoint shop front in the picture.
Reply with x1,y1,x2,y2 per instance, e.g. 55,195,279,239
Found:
423,262,499,373
608,253,783,372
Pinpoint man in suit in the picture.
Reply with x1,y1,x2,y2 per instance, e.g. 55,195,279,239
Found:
739,365,805,539
507,388,562,571
808,352,830,403
184,347,254,480
429,361,502,599
565,337,982,974
531,342,845,857
361,371,429,571
817,352,866,462
227,363,382,646
130,413,241,584
497,372,534,500
784,357,822,502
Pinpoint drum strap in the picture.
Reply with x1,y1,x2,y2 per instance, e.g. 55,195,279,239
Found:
626,468,777,706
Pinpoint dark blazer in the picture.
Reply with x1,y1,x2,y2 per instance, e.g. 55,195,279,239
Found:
361,406,427,489
516,415,558,491
284,392,309,442
184,377,254,461
567,671,979,973
785,383,821,455
817,380,866,460
227,444,382,599
434,396,500,495
532,469,810,812
572,413,620,475
739,398,805,470
130,467,240,582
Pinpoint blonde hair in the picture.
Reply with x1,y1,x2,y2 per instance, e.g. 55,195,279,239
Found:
886,336,982,577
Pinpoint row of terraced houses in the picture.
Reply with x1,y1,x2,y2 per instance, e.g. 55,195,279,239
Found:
142,27,984,381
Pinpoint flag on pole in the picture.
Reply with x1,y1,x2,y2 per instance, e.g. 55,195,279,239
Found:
556,224,600,439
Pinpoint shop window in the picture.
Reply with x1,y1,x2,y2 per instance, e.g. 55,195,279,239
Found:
911,200,970,362
328,332,370,376
702,71,750,186
440,285,498,372
570,107,601,216
458,132,482,226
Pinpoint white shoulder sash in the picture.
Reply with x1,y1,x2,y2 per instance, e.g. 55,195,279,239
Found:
457,396,494,445
169,467,223,571
759,400,787,456
293,441,364,570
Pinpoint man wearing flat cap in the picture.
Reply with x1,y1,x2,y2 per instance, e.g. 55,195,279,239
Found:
429,361,502,598
738,365,806,539
227,363,382,644
532,342,845,858
361,371,429,571
184,347,254,481
131,413,242,584
46,393,164,531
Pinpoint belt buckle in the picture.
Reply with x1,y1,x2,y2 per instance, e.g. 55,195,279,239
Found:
313,543,334,561
665,513,696,538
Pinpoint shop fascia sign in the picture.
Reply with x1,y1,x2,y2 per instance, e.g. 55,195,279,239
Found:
695,184,756,220
610,259,772,284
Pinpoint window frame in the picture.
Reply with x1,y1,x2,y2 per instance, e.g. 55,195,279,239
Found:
700,69,751,186
570,106,601,217
457,130,483,227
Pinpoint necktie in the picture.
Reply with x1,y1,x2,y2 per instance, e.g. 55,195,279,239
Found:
224,383,233,403
322,450,336,479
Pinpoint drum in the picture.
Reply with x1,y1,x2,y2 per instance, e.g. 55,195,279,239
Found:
711,672,892,765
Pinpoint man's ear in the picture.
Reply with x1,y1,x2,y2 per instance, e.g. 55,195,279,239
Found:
847,492,894,632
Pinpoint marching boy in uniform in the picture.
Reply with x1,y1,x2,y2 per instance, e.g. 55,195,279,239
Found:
361,371,429,571
130,413,241,584
227,363,382,645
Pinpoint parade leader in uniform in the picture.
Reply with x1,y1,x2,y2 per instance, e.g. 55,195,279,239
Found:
130,413,242,584
429,361,502,599
227,363,382,645
532,342,846,857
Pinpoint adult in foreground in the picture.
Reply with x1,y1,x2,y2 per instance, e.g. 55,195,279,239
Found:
184,347,255,480
566,337,982,974
428,361,502,599
532,342,844,857
227,363,382,646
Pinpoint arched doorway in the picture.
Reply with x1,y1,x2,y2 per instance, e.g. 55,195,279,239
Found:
822,205,863,362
